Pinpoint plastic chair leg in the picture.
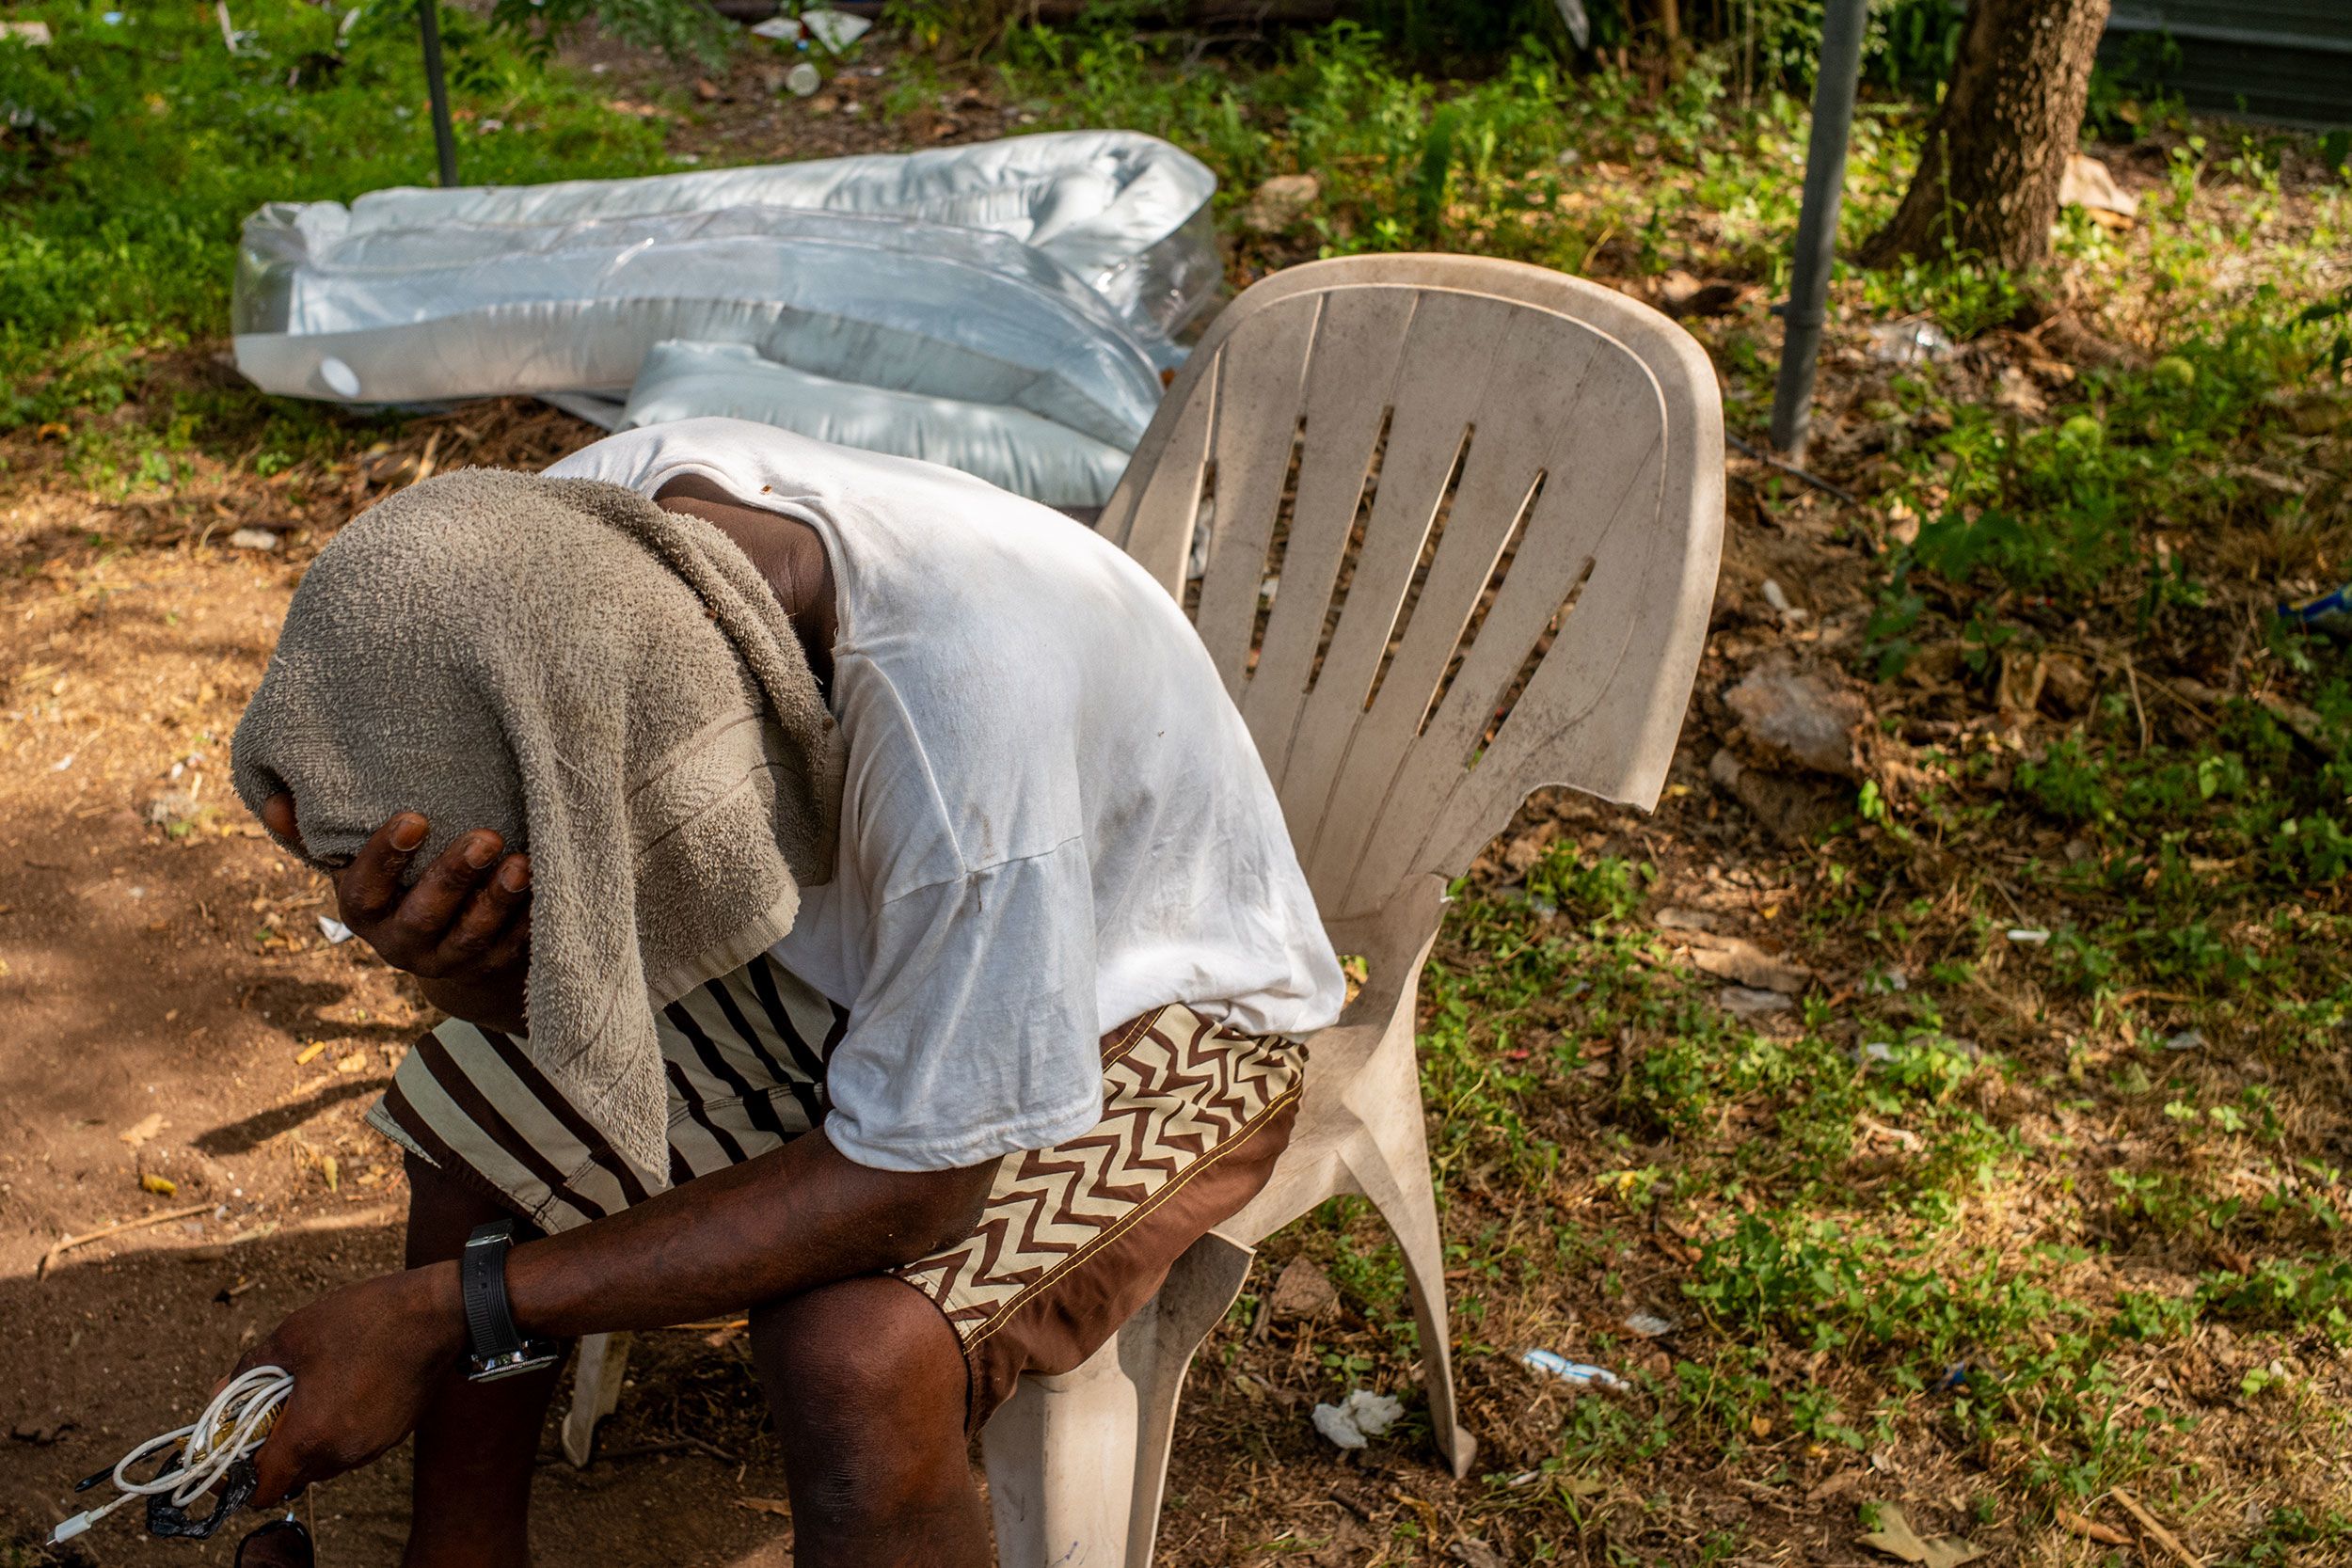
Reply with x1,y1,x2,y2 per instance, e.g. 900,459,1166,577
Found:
982,1230,1254,1568
561,1331,631,1467
982,1332,1138,1568
1121,1232,1255,1568
1340,1048,1476,1479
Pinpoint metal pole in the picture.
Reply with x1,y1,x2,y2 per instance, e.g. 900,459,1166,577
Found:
417,0,459,188
1768,0,1867,459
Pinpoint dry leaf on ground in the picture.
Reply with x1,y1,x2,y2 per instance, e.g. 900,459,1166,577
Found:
1859,1503,1986,1568
1680,930,1812,993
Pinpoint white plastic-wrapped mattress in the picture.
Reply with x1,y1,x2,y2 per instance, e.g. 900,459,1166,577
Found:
231,131,1217,416
233,204,1167,448
259,130,1221,342
229,130,1225,503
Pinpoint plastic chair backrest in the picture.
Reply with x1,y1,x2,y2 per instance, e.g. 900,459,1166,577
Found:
1100,255,1724,938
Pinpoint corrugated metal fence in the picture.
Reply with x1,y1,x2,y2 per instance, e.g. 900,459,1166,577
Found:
2104,0,2352,128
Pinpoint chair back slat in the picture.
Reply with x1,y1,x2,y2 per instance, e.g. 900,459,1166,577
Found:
1265,290,1515,860
1186,299,1322,691
1299,302,1615,900
1235,285,1422,771
1105,355,1217,592
1350,373,1668,910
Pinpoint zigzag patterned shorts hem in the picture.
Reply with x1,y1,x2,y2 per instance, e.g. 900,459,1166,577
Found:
366,955,1306,1433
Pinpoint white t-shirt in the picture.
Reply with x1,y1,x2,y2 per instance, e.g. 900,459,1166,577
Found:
548,419,1343,1171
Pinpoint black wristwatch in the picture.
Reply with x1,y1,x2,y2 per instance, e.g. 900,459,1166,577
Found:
460,1221,564,1383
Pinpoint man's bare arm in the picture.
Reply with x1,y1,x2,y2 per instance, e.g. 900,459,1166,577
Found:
508,1129,991,1338
234,1135,991,1506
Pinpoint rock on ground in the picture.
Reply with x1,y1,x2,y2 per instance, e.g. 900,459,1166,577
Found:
1242,172,1322,233
1723,664,1867,779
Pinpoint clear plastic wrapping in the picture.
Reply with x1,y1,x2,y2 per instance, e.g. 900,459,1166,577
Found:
233,130,1219,369
307,131,1217,340
234,205,1165,448
230,131,1226,500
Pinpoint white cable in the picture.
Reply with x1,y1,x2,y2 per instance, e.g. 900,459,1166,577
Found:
50,1366,293,1544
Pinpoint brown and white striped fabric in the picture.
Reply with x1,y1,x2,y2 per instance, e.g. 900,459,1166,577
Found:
367,956,1305,1430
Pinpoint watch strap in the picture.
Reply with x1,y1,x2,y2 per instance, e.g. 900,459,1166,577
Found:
461,1221,527,1364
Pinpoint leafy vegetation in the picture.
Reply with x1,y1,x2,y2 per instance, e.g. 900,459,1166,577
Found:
0,1,666,404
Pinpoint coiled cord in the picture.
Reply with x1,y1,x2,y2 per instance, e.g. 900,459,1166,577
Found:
50,1366,293,1544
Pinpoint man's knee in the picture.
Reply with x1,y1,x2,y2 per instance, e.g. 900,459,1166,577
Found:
753,1275,963,1429
752,1276,966,1515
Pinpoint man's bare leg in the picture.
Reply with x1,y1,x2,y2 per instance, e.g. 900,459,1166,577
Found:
398,1153,565,1568
752,1275,989,1568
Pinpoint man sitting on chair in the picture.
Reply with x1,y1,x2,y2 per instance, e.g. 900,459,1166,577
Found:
224,417,1341,1568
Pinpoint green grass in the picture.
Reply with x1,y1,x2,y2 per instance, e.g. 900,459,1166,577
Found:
1398,847,2352,1548
0,0,669,405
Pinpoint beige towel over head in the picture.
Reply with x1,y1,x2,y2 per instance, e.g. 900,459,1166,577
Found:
231,468,839,1180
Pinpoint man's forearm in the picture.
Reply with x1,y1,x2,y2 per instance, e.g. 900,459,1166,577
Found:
495,1131,992,1339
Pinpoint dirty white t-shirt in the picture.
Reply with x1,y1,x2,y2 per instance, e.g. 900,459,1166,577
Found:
548,419,1343,1172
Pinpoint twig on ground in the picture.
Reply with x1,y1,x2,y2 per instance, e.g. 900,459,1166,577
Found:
38,1201,214,1279
1724,433,1864,506
2145,674,2222,730
1978,874,2030,927
536,1435,739,1467
180,1200,405,1261
2109,1487,2201,1567
539,1440,688,1465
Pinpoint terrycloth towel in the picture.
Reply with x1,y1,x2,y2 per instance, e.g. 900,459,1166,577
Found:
231,468,839,1180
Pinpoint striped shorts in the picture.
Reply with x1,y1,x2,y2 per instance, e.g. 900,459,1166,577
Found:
367,954,1305,1428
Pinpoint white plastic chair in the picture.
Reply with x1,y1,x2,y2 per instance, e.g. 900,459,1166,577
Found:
563,253,1724,1565
982,253,1723,1566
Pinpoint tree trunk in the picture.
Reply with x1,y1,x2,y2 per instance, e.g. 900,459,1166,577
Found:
1860,0,2112,274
